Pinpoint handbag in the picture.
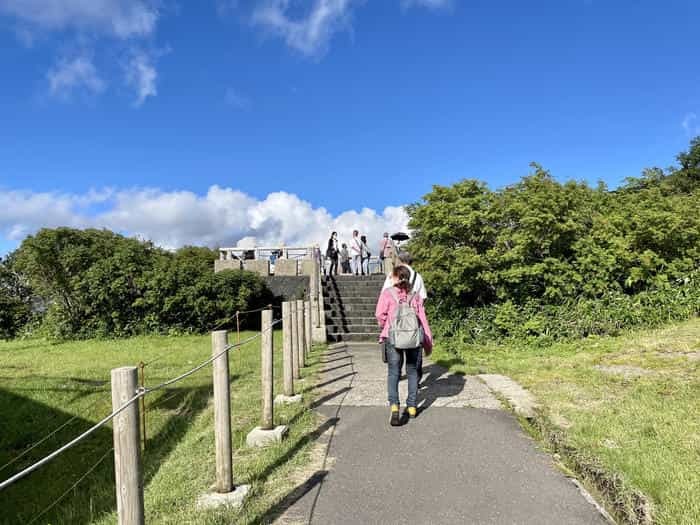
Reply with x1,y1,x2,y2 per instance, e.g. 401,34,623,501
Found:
380,341,388,363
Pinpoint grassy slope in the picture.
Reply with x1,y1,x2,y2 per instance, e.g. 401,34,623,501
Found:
432,318,700,525
0,332,324,524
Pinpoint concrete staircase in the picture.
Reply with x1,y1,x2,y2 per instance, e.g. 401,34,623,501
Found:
323,274,385,343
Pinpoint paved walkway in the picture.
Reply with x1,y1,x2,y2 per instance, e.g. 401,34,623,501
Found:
277,344,609,525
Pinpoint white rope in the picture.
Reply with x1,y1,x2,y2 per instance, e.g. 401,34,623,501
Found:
0,392,142,491
27,448,114,525
0,315,286,491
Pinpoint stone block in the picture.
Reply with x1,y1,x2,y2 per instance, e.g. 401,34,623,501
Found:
246,425,289,448
274,259,298,276
274,394,303,405
299,259,315,276
196,485,250,510
214,259,242,273
243,260,270,276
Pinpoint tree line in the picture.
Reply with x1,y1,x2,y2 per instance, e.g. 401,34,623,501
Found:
407,137,700,344
0,229,272,340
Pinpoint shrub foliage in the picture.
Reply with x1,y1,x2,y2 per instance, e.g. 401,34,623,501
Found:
408,137,700,343
5,228,271,339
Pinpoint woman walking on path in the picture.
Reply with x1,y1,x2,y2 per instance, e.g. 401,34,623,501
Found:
326,232,339,276
360,234,371,275
375,265,433,426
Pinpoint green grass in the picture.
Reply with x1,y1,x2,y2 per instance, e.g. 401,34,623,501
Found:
0,332,326,524
432,317,700,525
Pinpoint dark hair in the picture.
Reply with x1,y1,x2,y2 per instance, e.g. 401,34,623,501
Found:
392,265,411,292
360,235,367,243
397,251,413,265
331,231,337,238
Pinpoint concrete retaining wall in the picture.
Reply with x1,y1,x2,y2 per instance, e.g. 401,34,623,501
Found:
263,276,309,302
214,259,242,273
274,259,298,276
243,260,270,276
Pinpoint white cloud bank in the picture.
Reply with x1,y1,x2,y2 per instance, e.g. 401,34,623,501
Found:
0,186,409,251
0,0,158,39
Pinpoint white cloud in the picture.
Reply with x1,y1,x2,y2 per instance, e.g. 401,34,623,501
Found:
0,0,158,39
124,50,157,106
682,113,699,136
0,186,409,251
47,54,106,98
252,0,354,58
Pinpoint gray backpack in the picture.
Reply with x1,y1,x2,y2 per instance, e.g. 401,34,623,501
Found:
388,288,423,349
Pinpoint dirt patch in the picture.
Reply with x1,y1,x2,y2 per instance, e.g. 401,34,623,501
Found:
593,365,652,379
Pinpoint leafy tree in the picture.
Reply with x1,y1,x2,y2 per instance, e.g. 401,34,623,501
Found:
0,255,33,339
408,138,700,320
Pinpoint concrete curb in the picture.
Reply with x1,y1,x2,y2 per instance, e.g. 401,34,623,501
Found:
477,374,539,418
478,373,652,525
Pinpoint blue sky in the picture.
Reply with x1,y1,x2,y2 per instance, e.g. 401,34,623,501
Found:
1,0,699,255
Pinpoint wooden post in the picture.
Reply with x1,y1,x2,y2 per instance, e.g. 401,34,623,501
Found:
261,309,274,430
282,301,294,396
212,330,233,493
111,366,145,525
296,299,306,369
310,256,320,329
291,301,300,379
304,299,312,358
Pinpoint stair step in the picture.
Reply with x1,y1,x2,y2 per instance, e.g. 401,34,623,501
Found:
324,305,377,314
324,297,377,305
327,324,379,334
326,333,379,343
325,315,376,324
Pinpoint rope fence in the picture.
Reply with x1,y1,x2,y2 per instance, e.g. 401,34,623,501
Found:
0,278,323,525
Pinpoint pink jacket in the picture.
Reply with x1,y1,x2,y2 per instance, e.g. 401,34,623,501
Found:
375,287,433,352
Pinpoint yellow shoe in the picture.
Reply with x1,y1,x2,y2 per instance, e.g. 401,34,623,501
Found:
407,407,417,418
390,404,400,426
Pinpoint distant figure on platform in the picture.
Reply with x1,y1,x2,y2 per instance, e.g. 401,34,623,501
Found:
340,243,351,274
350,230,362,275
360,234,371,275
326,231,339,276
314,244,325,276
378,232,394,273
375,265,433,426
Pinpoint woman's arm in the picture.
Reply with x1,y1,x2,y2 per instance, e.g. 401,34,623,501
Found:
412,296,433,352
375,290,391,329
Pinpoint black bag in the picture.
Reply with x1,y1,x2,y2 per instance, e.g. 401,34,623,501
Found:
380,341,388,363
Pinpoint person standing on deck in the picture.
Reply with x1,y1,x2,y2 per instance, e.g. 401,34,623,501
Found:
378,232,394,274
360,234,371,275
350,230,362,275
326,232,339,276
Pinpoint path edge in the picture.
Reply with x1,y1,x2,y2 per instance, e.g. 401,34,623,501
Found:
478,374,653,525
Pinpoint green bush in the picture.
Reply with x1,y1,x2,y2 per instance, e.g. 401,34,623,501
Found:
9,229,273,339
430,271,700,352
409,138,700,348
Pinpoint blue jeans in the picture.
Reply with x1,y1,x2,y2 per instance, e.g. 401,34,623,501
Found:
386,343,420,408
